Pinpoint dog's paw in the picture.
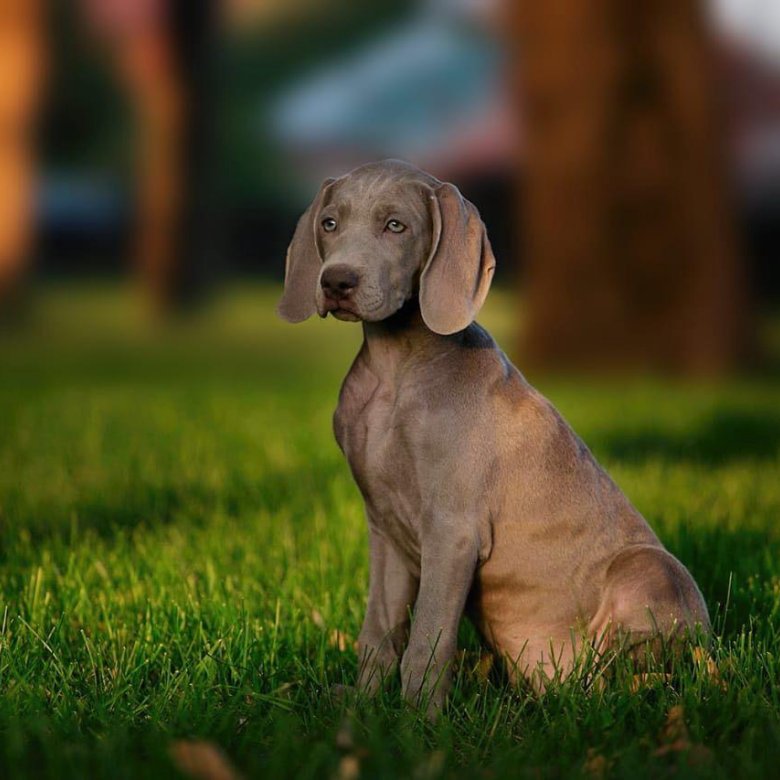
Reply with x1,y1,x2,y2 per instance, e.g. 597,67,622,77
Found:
400,657,450,719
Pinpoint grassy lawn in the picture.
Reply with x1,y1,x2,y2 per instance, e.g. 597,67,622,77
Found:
1,283,779,779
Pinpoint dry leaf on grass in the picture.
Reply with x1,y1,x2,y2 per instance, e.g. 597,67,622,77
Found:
456,650,493,683
311,609,326,629
653,706,713,765
654,704,691,755
692,646,726,689
629,672,670,692
583,748,611,779
311,609,356,652
329,629,356,652
476,653,494,683
335,754,360,780
170,740,243,780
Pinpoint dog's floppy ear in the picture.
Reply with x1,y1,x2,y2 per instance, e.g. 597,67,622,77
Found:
419,182,496,335
277,178,336,322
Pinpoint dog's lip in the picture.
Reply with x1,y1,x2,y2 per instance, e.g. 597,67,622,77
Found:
322,298,355,314
320,297,362,321
331,308,361,322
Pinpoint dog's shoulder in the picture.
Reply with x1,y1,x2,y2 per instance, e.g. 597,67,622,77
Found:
333,344,375,448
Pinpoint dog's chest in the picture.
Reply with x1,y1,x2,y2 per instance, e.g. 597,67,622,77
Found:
334,366,423,562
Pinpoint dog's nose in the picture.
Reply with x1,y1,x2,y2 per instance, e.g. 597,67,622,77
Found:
321,265,359,299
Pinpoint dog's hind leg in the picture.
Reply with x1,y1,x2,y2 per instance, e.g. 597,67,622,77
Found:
589,544,710,666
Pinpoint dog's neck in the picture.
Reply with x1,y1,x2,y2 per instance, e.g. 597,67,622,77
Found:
361,298,460,380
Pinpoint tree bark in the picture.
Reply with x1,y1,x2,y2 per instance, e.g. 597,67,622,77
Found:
83,0,216,313
514,0,749,373
0,0,44,306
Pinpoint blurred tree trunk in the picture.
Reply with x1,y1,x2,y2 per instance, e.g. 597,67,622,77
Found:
83,0,216,314
0,0,44,307
514,0,749,373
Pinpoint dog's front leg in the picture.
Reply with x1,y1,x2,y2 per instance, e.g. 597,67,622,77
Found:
357,527,419,695
400,530,478,716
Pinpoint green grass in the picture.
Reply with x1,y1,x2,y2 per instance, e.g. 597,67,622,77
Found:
1,283,779,779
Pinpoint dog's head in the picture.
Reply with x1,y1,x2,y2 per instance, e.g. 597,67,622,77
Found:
276,159,496,335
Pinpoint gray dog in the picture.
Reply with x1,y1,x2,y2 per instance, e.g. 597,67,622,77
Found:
278,159,709,713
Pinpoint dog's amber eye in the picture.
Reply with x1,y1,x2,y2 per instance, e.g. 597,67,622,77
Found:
322,218,337,232
386,219,406,233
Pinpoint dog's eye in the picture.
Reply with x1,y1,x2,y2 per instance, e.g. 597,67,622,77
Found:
386,219,406,233
322,218,337,232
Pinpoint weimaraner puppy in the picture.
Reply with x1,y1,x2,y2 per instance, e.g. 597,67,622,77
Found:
277,159,710,712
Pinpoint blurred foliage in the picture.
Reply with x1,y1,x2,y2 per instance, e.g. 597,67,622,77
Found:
221,0,416,202
42,1,132,174
41,0,416,201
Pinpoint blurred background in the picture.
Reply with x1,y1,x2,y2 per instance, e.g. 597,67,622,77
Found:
1,0,779,372
3,5,780,775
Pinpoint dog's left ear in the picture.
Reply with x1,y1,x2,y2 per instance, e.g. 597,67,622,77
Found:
277,178,336,323
420,182,496,335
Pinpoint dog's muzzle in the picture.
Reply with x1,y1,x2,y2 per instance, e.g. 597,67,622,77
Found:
319,264,362,320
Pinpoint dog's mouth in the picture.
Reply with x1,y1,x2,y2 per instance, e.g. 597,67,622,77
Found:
330,308,361,322
320,298,362,322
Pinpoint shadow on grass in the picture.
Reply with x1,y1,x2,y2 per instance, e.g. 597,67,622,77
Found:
0,459,349,559
594,408,780,465
666,523,778,639
6,483,772,642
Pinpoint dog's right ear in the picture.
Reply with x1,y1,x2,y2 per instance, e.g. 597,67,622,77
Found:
277,178,336,323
